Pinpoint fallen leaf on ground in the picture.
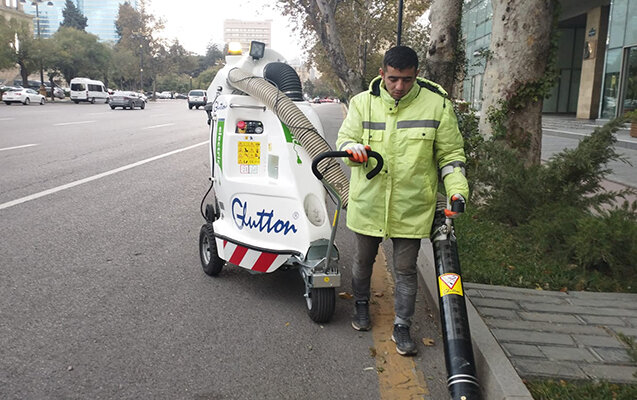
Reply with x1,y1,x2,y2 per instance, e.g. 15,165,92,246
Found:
373,292,384,298
560,287,568,292
338,292,353,299
285,322,290,327
422,338,435,346
369,347,377,358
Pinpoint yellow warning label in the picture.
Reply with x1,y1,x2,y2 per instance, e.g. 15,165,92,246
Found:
323,277,330,283
438,273,463,297
238,141,260,165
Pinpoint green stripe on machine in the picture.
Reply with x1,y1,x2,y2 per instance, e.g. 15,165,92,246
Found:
215,120,224,170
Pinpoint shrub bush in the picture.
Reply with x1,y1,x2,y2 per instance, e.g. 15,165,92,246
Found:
454,109,637,289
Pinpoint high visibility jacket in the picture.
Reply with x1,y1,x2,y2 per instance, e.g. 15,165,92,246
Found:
336,76,469,239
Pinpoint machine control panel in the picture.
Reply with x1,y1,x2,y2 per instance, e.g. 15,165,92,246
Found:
235,120,264,134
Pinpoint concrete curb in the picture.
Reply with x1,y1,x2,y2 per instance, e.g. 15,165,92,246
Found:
416,241,534,400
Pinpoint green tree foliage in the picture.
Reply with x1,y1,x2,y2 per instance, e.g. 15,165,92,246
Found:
60,0,88,31
276,0,430,96
0,18,39,86
114,0,167,93
45,27,111,84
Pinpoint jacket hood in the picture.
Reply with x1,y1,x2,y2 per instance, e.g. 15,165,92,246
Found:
368,76,448,99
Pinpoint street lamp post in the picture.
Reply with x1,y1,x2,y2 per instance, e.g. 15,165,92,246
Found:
21,0,53,96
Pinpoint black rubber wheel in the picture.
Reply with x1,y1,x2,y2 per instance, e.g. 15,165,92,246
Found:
188,104,193,109
23,97,30,105
140,102,145,109
90,97,95,104
110,105,116,110
199,224,224,276
306,287,335,323
73,100,79,104
40,98,45,105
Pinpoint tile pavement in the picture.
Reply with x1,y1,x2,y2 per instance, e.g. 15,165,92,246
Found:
465,283,637,383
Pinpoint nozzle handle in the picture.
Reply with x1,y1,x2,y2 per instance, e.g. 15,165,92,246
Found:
312,150,384,180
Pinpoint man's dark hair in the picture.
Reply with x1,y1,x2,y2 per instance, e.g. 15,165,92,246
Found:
383,46,419,71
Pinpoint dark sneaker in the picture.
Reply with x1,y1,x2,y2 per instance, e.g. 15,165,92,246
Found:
351,300,371,331
391,324,417,355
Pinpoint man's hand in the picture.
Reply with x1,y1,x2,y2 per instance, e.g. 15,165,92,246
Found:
444,194,465,218
345,144,371,163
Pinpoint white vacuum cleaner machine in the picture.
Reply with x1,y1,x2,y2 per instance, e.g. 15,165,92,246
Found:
197,41,358,323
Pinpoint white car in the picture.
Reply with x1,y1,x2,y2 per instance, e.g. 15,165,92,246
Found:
3,88,45,105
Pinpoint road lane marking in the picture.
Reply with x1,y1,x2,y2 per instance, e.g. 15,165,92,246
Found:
0,141,207,211
0,117,15,121
0,144,38,152
371,249,429,399
87,112,111,116
53,121,96,126
142,123,175,130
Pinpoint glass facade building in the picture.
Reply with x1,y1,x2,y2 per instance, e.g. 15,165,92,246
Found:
21,0,137,42
461,0,636,120
600,0,637,118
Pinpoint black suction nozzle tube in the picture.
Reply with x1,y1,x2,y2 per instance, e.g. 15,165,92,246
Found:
312,150,383,181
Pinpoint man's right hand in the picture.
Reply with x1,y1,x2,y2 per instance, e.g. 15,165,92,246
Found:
345,144,371,163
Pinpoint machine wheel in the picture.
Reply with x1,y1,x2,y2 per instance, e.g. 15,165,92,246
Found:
199,224,224,276
90,97,95,104
140,102,145,109
40,98,45,105
23,97,30,105
306,287,335,323
5,102,10,105
188,104,193,109
110,105,116,110
73,100,79,104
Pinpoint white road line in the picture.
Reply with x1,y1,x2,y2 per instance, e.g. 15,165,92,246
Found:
142,123,175,130
0,141,207,211
87,112,111,116
53,120,96,126
0,143,38,152
0,117,15,121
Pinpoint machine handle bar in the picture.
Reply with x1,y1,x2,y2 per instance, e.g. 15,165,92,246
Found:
312,150,384,181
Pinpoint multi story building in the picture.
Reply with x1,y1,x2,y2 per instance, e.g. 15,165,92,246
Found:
223,19,272,54
76,0,137,42
462,0,636,120
20,0,137,42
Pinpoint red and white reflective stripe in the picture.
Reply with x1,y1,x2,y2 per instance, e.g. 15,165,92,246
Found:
221,240,288,272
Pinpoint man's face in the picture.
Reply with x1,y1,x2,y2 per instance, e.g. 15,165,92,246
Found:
379,65,418,100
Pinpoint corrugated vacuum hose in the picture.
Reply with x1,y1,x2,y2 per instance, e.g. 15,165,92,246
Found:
227,67,350,208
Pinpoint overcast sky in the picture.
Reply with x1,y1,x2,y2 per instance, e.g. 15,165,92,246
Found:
147,0,305,61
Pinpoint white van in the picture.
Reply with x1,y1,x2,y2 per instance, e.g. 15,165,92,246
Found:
70,77,109,104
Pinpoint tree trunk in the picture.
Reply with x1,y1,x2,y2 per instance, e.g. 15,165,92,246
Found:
19,63,28,89
425,0,462,96
308,0,361,98
478,0,558,166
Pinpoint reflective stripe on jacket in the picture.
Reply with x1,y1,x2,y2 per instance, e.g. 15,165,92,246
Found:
336,76,469,238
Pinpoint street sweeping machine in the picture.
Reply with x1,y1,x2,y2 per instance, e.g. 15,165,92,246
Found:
197,41,382,323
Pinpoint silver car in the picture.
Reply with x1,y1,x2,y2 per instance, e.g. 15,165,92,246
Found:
109,91,146,110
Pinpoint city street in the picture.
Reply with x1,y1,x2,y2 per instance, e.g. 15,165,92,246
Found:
0,100,448,399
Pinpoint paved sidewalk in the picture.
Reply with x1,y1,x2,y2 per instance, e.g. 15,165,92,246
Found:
466,283,637,384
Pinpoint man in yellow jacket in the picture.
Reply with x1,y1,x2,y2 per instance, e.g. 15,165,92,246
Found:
336,46,469,356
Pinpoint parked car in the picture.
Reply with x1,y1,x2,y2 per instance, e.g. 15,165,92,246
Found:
158,91,173,99
174,93,187,99
109,91,146,110
3,88,45,105
187,90,207,109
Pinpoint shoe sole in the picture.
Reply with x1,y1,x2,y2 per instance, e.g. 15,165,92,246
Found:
391,334,418,356
351,321,371,331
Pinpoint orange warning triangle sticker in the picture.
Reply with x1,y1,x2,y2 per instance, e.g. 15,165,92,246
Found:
440,274,459,290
